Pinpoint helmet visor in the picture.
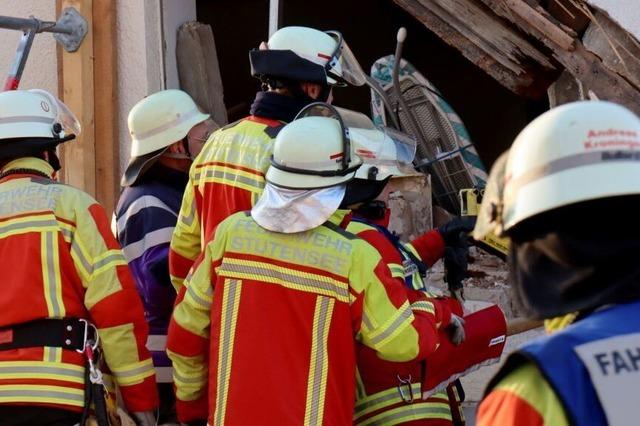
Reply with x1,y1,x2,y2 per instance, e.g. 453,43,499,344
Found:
29,89,81,137
473,150,509,240
325,31,367,87
352,126,418,179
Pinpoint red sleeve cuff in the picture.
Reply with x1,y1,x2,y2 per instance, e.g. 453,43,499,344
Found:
176,394,209,423
410,230,446,267
119,375,159,412
430,298,452,328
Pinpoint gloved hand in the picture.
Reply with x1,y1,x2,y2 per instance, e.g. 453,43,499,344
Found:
448,314,466,345
437,216,476,247
444,244,469,295
132,411,157,426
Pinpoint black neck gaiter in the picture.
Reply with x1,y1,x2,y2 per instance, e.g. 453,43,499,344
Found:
509,199,640,319
250,91,314,123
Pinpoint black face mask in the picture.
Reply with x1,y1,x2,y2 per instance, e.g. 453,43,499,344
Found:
508,197,640,319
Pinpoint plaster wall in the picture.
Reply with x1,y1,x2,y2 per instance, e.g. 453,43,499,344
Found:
0,0,58,94
588,0,640,40
162,0,197,90
116,0,164,173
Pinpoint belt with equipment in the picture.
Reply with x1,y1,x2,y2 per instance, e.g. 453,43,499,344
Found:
0,318,109,426
0,318,96,351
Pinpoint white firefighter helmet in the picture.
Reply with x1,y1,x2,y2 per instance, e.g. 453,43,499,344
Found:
122,90,210,186
128,89,209,157
266,105,363,189
250,26,366,87
0,89,80,141
476,101,640,237
252,104,365,233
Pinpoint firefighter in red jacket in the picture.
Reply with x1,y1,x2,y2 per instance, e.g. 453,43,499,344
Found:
0,90,158,425
332,112,481,424
169,25,367,289
167,108,448,425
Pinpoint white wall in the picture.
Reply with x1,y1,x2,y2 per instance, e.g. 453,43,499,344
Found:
116,0,197,172
588,0,640,40
116,0,165,172
162,0,197,90
0,0,58,94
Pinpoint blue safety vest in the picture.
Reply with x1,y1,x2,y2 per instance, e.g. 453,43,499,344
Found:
488,299,640,426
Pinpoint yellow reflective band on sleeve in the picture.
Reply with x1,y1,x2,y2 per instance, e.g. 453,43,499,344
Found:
403,243,422,260
304,296,335,426
166,350,208,401
110,359,155,386
186,281,213,309
214,279,242,426
388,263,405,279
195,164,265,194
41,231,65,318
410,300,435,315
91,249,127,277
0,384,85,407
57,220,75,243
367,301,414,347
0,361,85,384
358,401,452,425
354,383,423,420
179,199,197,228
217,258,350,303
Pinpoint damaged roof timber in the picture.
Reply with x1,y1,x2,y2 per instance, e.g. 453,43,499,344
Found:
394,0,640,115
393,0,560,98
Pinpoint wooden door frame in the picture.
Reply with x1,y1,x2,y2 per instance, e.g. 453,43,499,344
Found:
57,0,119,214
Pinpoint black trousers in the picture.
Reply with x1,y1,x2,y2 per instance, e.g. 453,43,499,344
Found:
0,406,81,426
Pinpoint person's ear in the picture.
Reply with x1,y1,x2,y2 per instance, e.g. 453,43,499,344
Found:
300,82,322,100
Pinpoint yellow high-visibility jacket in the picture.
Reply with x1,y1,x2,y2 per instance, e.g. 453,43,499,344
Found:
0,157,158,412
169,116,284,290
167,210,436,424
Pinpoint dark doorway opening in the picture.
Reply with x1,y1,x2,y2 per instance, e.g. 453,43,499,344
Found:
196,0,548,168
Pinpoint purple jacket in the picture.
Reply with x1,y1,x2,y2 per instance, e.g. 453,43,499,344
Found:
115,164,188,382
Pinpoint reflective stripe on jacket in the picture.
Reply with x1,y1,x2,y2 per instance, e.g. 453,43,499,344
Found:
169,116,284,290
167,210,436,424
0,157,157,412
347,218,456,425
481,300,640,426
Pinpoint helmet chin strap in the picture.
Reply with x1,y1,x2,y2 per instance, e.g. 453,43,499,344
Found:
46,149,61,172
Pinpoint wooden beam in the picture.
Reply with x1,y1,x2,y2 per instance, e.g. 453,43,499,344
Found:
553,40,640,115
479,0,640,115
583,10,640,92
58,0,95,196
505,0,576,51
92,0,119,214
393,0,559,98
57,0,119,213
